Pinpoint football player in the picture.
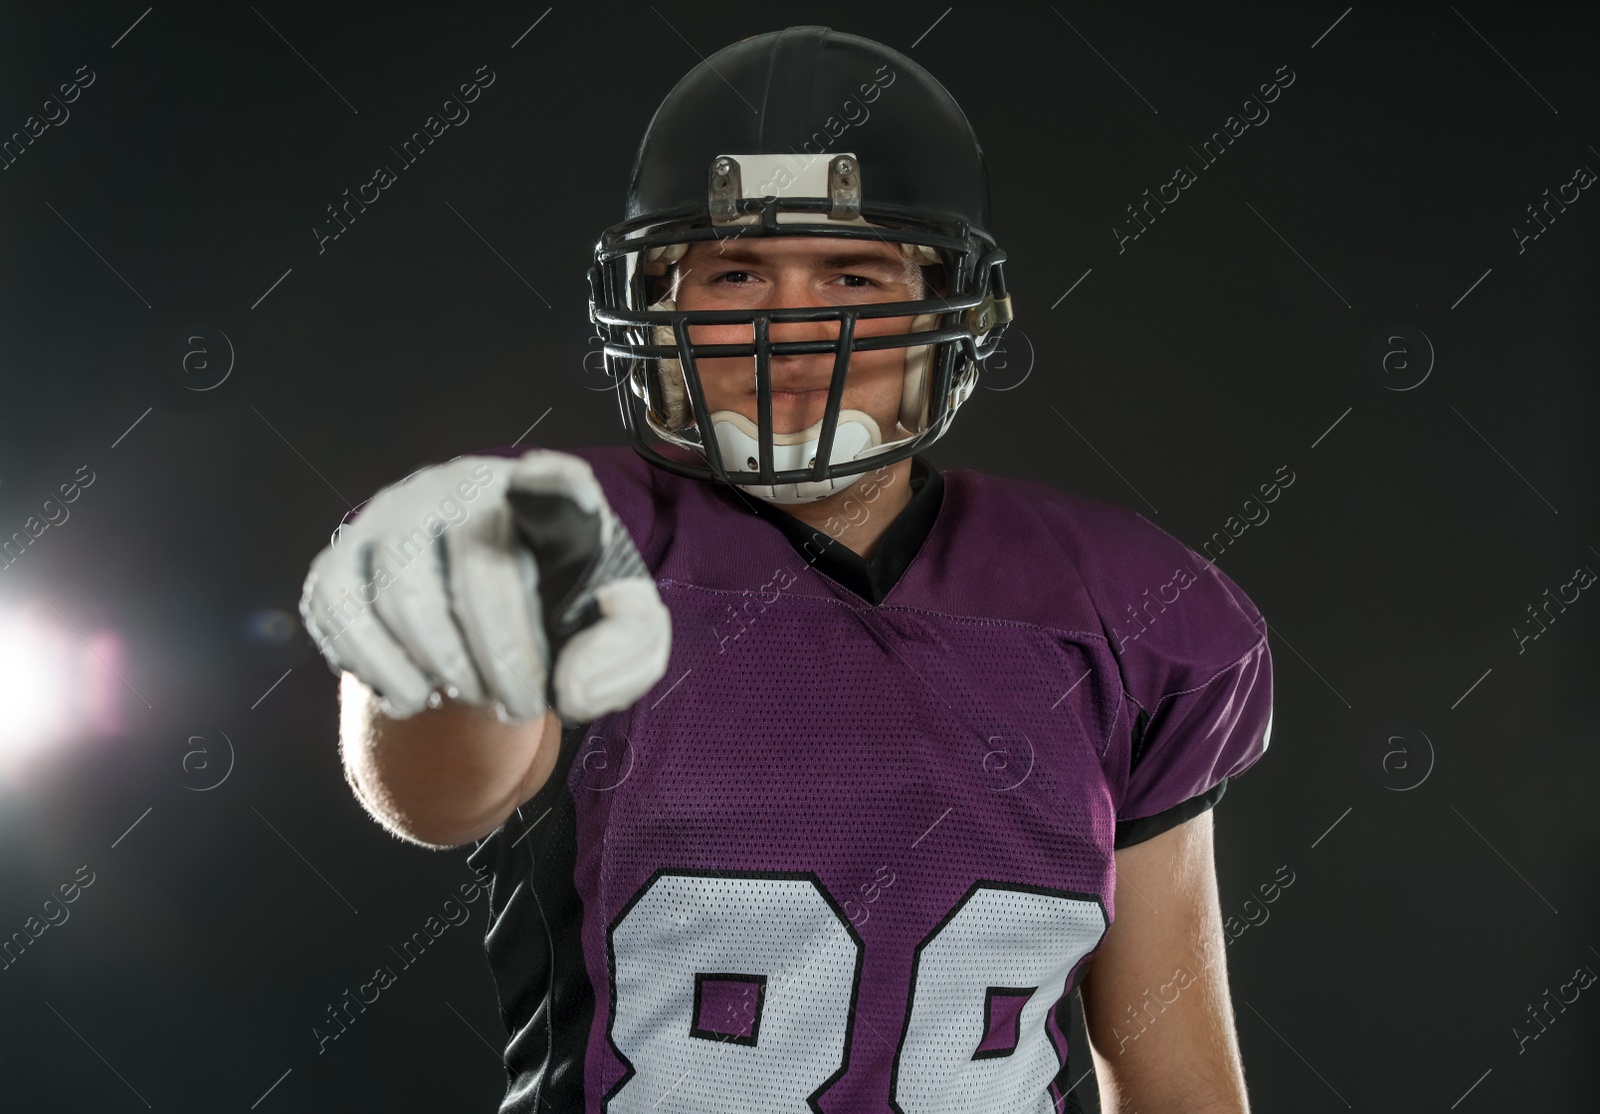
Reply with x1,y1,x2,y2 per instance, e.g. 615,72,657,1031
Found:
301,26,1273,1114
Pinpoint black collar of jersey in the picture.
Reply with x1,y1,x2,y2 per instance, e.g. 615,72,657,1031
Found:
737,456,944,607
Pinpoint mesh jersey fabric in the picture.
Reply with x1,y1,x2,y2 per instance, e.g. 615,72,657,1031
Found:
447,442,1273,1114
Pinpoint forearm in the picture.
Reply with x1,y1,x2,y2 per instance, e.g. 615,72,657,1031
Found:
1088,998,1248,1107
1085,930,1248,1111
1081,812,1251,1112
338,671,561,849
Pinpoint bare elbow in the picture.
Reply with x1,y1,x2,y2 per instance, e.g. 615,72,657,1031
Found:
336,671,557,850
341,756,488,850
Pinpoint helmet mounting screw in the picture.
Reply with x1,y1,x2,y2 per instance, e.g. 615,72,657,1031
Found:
709,157,744,225
827,155,862,221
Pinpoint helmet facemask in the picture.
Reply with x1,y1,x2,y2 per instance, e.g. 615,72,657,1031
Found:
591,152,1011,506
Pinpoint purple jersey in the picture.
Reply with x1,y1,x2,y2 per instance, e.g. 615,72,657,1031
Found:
463,444,1273,1113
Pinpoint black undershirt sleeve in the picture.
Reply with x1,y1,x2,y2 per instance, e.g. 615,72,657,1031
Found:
1113,778,1229,849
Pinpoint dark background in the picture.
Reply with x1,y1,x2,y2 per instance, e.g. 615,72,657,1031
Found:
0,2,1595,1110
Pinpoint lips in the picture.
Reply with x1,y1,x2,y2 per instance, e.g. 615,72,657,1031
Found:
759,385,830,397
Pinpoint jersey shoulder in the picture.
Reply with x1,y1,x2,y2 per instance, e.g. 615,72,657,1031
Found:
948,467,1267,700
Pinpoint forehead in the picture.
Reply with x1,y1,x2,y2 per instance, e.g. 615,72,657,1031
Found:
681,235,906,268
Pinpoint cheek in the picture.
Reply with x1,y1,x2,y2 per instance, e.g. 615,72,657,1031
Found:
852,350,907,386
681,322,757,389
683,320,753,346
852,315,918,375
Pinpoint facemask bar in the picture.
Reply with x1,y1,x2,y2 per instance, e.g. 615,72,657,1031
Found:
678,300,968,486
589,196,1012,489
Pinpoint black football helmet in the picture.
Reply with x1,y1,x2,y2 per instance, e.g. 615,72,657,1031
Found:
588,25,1013,504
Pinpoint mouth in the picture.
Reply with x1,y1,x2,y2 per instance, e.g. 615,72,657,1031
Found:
761,388,830,403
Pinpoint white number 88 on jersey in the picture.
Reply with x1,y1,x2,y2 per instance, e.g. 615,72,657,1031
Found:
606,872,1107,1111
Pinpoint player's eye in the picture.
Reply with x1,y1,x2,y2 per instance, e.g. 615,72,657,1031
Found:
705,270,880,289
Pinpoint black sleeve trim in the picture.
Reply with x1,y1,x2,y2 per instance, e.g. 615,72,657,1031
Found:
1114,779,1228,850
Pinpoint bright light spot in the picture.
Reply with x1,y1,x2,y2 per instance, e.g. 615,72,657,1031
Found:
0,605,128,780
0,609,71,762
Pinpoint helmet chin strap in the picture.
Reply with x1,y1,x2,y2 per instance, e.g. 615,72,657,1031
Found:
708,408,913,506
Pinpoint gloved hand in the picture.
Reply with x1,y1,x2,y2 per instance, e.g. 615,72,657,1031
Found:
299,449,670,723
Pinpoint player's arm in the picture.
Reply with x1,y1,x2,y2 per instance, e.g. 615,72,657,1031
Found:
301,450,671,852
1078,810,1250,1113
338,673,563,849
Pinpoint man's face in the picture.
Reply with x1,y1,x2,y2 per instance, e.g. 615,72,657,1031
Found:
669,235,927,438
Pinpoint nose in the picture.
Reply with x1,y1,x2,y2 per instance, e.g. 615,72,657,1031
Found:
765,272,844,354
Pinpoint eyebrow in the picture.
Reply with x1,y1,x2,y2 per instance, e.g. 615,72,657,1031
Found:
697,246,906,271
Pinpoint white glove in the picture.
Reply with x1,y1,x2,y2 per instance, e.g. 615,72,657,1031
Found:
299,449,671,723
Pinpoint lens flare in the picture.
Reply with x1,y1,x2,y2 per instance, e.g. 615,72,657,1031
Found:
0,608,125,777
0,610,70,759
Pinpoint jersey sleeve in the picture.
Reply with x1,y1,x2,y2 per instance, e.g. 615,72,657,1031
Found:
1110,551,1274,848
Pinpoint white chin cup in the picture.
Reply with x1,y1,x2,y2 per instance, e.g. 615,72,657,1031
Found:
709,408,888,505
